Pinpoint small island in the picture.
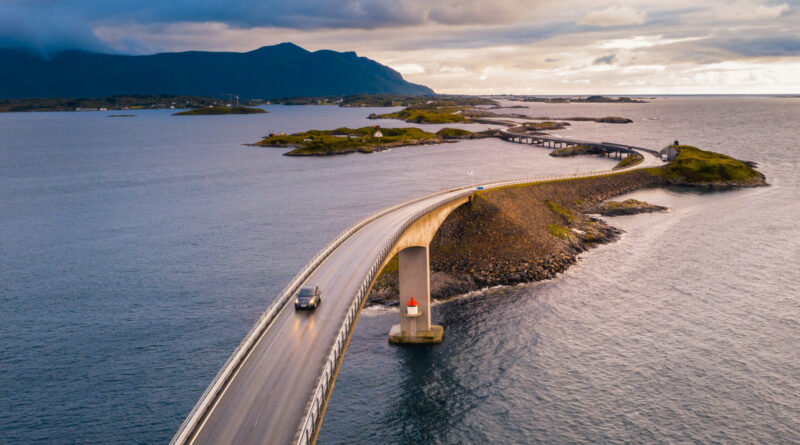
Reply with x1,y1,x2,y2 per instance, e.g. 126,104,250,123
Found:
520,95,647,103
374,106,472,124
595,199,668,216
527,116,633,123
649,145,765,187
255,126,484,156
173,105,267,115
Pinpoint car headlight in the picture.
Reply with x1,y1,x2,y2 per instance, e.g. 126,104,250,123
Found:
295,299,299,304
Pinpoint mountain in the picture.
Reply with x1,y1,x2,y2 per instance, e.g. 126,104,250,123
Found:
0,43,434,99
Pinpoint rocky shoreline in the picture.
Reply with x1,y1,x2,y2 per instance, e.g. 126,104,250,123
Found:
367,170,665,306
282,138,459,156
594,199,668,216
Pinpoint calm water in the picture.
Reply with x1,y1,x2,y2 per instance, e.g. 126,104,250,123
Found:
1,98,798,443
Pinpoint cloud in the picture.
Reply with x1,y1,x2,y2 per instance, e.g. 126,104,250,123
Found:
593,54,617,64
426,1,526,25
0,3,112,55
717,1,790,20
391,63,426,74
578,6,647,27
711,36,800,56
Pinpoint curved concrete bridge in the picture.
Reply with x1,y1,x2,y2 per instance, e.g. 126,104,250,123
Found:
172,137,663,445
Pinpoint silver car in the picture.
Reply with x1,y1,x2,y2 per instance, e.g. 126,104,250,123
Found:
295,285,322,310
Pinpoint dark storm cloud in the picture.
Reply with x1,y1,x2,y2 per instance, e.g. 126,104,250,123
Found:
0,0,426,53
0,0,572,54
0,2,112,54
593,54,617,64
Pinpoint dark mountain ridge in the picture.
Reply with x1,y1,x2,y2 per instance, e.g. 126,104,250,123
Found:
0,42,434,99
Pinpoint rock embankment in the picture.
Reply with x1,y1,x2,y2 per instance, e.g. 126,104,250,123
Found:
367,170,662,305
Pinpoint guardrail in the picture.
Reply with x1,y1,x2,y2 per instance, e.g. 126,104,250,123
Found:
173,138,658,445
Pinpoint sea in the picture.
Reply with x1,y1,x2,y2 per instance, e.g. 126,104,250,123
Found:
1,97,798,444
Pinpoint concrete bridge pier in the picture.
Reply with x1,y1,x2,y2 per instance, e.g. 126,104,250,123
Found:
388,245,443,344
386,195,471,344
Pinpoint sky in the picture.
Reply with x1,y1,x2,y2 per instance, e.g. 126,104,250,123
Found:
1,0,799,94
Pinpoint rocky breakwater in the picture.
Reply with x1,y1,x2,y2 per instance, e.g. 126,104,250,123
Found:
367,170,663,305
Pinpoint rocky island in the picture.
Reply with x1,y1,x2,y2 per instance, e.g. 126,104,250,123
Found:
173,105,267,115
255,126,486,156
520,95,647,103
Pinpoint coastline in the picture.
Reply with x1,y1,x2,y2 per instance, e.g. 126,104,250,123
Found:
367,170,663,305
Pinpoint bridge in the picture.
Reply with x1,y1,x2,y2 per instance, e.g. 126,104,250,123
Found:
171,135,663,445
499,126,660,158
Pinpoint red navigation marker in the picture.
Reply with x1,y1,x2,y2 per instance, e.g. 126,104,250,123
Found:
406,297,419,316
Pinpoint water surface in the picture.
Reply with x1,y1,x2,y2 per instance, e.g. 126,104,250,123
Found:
1,98,798,443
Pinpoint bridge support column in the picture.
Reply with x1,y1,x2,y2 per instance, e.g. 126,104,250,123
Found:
389,246,443,345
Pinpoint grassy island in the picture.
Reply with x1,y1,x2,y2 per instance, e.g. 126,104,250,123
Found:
173,105,266,115
614,152,644,169
650,145,764,186
526,116,633,124
256,126,479,156
523,121,570,131
376,106,472,124
521,95,647,104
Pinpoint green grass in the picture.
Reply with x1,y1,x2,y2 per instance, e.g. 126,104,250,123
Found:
523,121,569,131
173,105,266,115
435,127,474,139
548,224,569,238
258,126,437,155
378,106,472,123
545,199,574,223
615,153,644,169
653,145,761,183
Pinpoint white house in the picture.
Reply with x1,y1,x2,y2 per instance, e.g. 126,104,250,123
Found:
660,145,679,161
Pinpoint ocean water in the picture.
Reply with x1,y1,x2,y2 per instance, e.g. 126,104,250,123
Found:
1,98,798,443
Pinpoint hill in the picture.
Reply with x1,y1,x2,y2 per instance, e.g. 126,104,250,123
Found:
0,43,433,99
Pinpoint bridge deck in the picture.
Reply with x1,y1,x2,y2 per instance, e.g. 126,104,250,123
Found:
499,128,659,155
